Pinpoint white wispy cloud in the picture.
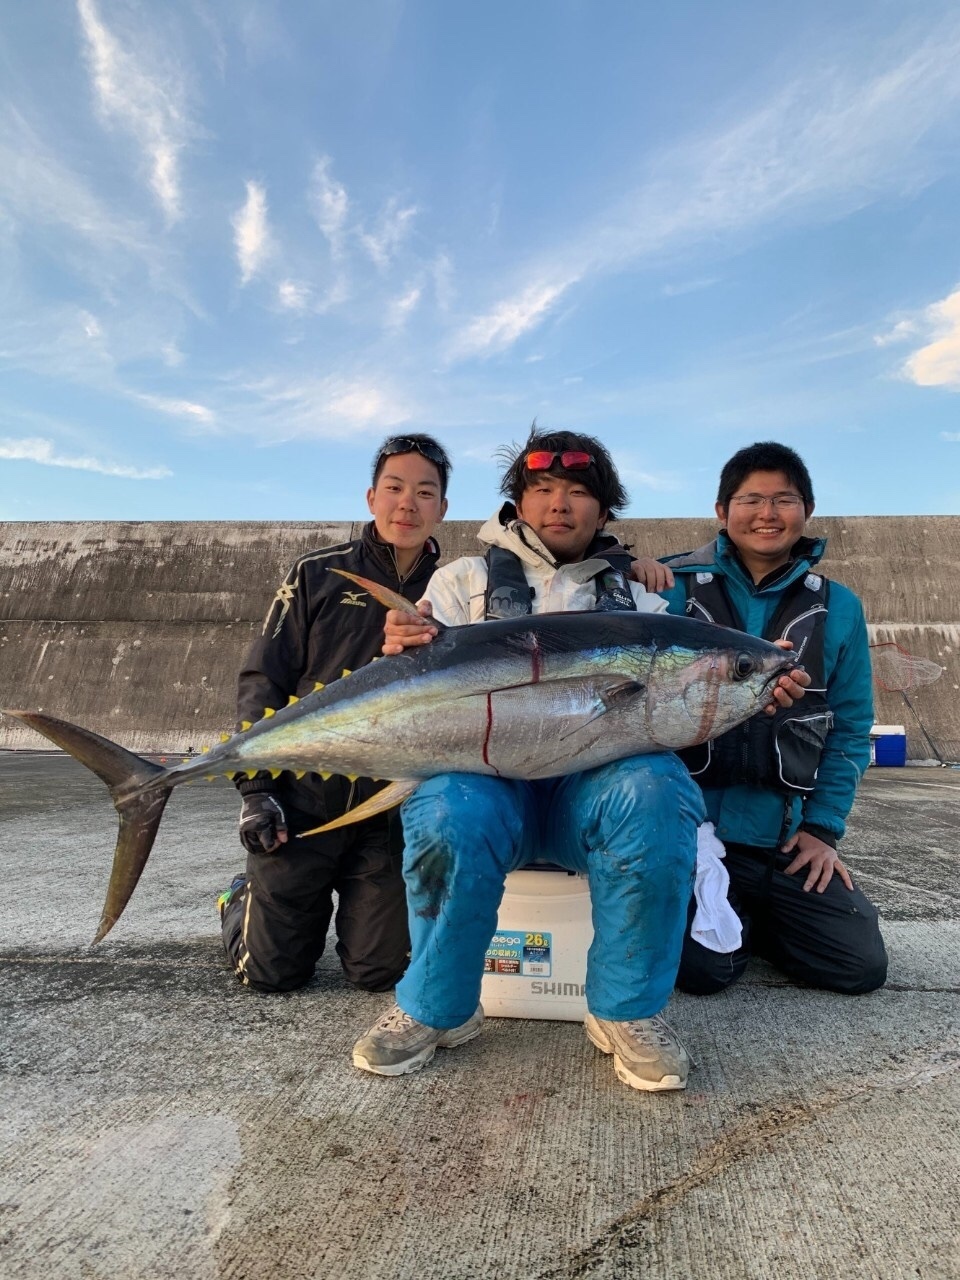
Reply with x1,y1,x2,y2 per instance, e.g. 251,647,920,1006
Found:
941,431,960,442
873,318,920,347
309,156,349,258
618,464,683,495
232,180,273,284
134,393,216,425
385,283,423,330
453,20,960,359
360,196,419,269
76,0,191,222
241,374,411,439
277,279,311,311
896,288,960,390
450,278,577,360
0,435,171,479
0,107,164,280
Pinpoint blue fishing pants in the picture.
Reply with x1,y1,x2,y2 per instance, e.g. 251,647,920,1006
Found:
395,753,705,1028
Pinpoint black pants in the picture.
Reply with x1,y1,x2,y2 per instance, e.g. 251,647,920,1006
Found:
220,804,409,994
676,842,888,996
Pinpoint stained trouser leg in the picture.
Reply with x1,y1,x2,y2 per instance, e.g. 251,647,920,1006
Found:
546,753,704,1022
395,774,535,1029
334,814,410,992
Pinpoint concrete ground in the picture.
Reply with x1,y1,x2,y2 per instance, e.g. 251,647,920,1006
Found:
1,753,959,1280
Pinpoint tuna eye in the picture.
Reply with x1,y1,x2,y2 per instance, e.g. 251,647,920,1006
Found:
733,653,756,681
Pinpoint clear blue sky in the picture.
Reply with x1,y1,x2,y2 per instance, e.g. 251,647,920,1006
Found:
2,2,959,522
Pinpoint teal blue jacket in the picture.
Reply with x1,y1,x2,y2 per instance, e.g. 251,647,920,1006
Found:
659,532,874,848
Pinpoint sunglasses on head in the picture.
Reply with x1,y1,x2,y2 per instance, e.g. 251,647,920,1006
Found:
376,437,448,469
525,450,595,471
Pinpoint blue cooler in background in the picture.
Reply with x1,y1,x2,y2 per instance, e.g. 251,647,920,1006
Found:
870,724,907,766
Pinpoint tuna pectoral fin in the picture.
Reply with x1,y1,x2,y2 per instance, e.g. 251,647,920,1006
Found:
297,778,420,836
2,709,171,945
557,677,646,740
328,570,447,632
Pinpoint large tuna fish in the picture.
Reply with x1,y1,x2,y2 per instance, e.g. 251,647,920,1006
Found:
3,571,798,943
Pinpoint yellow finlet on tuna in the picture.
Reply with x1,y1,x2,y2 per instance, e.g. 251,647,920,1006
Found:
287,695,299,705
241,720,253,731
262,707,276,718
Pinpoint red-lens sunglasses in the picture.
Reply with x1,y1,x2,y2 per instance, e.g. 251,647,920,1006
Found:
525,450,595,471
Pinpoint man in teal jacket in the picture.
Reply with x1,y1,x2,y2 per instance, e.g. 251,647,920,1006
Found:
646,442,886,995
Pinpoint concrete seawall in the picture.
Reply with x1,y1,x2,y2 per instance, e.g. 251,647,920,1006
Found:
1,517,957,760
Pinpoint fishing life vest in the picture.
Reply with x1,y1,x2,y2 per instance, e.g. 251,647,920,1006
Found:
667,548,833,794
483,541,638,619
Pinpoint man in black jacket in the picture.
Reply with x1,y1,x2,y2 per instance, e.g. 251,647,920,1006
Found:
218,434,452,993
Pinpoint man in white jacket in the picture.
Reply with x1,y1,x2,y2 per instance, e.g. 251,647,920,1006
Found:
352,427,707,1093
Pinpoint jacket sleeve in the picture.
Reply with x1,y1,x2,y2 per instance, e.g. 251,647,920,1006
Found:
421,559,482,625
801,591,874,841
237,559,313,743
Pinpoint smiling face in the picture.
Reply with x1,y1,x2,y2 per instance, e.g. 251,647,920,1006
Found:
366,452,448,573
516,474,608,564
718,468,812,582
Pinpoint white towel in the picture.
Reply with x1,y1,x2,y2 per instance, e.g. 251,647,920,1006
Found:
690,821,743,954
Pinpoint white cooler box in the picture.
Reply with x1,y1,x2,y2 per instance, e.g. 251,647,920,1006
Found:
481,865,593,1022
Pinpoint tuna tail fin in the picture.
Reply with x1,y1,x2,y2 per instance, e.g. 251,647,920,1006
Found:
2,709,172,945
328,569,447,631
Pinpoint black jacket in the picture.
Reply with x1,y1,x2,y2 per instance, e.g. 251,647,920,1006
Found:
236,522,441,820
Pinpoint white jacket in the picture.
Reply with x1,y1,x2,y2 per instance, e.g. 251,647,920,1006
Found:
423,507,668,624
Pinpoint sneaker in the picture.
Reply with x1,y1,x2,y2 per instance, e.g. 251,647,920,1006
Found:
353,1004,484,1077
217,873,248,922
584,1012,690,1092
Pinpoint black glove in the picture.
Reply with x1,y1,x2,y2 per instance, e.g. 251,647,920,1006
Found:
239,792,288,855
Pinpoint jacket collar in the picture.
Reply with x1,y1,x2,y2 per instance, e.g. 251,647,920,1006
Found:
478,501,628,575
715,529,826,592
362,521,441,578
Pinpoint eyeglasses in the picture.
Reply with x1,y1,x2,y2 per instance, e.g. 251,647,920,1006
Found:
377,436,448,469
730,493,804,509
525,450,595,471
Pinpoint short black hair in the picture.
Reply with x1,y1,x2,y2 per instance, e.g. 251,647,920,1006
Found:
498,424,629,520
371,433,452,498
717,442,814,513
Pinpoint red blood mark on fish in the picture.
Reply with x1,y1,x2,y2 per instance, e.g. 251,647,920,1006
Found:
482,692,498,773
530,633,542,683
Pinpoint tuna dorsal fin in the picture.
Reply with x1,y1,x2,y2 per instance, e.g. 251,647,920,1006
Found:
328,569,445,631
296,778,420,836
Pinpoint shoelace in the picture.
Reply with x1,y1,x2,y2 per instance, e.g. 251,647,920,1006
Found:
375,1007,416,1033
622,1016,673,1049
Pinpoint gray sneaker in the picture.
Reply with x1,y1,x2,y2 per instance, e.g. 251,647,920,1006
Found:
584,1012,690,1092
353,1004,484,1077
